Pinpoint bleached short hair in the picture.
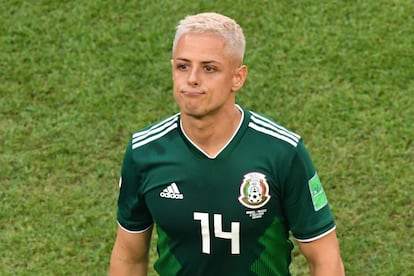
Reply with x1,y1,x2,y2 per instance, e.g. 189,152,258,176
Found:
172,12,246,64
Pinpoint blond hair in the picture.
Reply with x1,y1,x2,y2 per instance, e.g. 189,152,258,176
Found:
172,12,246,63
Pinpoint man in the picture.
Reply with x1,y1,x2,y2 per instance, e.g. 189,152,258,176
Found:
110,12,344,275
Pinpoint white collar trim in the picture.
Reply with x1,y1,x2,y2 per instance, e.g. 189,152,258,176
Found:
180,105,244,159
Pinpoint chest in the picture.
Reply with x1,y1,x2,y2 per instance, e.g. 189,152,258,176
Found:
144,155,285,242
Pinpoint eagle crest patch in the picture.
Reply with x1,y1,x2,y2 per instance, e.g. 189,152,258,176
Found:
238,172,271,209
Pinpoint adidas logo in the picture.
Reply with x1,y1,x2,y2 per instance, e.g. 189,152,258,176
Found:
160,183,184,200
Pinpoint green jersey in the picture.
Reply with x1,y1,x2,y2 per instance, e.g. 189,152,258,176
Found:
117,105,335,275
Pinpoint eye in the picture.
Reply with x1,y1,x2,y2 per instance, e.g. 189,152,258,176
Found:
177,63,189,71
204,65,216,72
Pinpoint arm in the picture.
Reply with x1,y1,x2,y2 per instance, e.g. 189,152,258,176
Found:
109,225,153,276
298,230,345,276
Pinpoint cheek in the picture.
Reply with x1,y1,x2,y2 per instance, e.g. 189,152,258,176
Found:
172,74,189,92
219,76,237,92
172,76,181,91
172,86,180,100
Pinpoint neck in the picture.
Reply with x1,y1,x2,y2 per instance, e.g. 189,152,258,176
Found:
180,105,242,157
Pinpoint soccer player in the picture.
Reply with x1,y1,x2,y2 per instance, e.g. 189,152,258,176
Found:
110,12,345,275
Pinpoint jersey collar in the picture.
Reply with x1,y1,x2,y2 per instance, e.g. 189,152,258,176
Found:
179,105,245,159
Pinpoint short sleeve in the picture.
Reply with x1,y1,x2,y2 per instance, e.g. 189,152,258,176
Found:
282,140,335,241
116,140,153,232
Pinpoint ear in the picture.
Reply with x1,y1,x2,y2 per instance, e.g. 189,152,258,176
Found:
231,65,248,92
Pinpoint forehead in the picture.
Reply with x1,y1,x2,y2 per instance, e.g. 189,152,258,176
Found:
173,33,231,63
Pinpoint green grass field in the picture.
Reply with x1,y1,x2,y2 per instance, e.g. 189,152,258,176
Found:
1,1,413,275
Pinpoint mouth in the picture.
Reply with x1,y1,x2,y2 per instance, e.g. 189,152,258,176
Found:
181,90,204,96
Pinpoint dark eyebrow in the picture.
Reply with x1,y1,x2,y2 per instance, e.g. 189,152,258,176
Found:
174,58,190,62
174,58,222,65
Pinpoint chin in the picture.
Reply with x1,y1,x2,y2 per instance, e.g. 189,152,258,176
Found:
181,109,205,119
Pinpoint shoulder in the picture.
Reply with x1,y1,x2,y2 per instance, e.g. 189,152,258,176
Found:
246,110,301,148
130,113,180,150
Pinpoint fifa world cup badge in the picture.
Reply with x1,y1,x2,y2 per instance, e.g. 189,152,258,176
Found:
308,172,328,211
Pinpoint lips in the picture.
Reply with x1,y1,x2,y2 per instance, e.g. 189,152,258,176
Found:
181,90,204,96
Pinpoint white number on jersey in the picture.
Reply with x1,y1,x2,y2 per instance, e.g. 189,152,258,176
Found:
193,212,240,254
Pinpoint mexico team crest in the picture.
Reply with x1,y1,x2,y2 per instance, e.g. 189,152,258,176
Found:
238,172,271,209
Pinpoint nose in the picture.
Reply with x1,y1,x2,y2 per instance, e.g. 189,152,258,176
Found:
187,67,200,87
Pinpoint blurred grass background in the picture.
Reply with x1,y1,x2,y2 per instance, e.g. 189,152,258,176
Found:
1,0,413,275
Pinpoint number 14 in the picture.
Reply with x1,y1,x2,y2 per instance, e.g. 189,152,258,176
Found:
193,212,240,254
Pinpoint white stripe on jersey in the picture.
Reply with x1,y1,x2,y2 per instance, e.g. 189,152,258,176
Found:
132,114,179,149
117,221,153,234
132,114,178,141
249,113,300,147
295,225,336,243
250,112,300,140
